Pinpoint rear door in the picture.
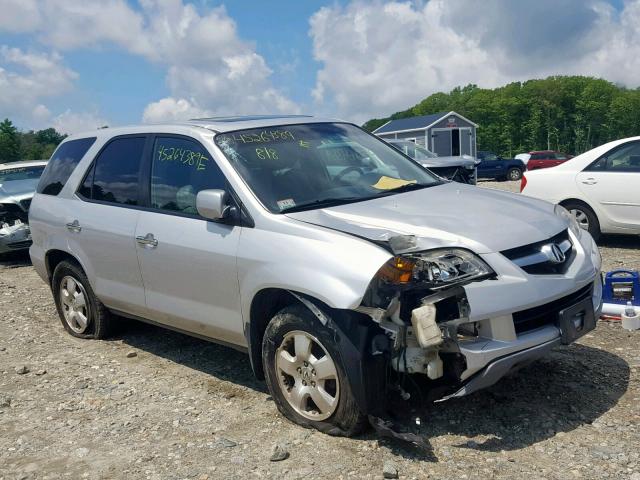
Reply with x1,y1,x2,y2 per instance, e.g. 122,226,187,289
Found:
72,135,148,316
577,140,640,232
134,135,244,346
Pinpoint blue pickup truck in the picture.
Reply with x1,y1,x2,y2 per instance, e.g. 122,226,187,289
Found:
476,151,526,181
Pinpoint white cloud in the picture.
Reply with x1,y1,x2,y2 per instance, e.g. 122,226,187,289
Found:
142,97,211,123
0,0,41,32
0,0,299,124
51,110,108,135
310,0,640,122
0,46,77,127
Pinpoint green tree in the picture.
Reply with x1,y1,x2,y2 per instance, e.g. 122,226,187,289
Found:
0,118,21,163
364,75,633,156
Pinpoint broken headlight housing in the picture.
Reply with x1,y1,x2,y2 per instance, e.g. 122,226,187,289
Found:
377,248,493,290
554,204,582,238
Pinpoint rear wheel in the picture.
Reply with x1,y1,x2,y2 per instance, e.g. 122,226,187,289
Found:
562,201,601,241
262,304,367,436
52,260,113,339
507,167,522,181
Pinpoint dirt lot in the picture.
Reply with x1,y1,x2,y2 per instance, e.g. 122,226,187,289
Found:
1,181,639,480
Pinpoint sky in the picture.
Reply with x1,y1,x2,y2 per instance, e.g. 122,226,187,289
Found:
0,0,639,134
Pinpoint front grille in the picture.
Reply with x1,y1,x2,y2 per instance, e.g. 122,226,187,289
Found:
429,166,475,185
512,284,593,334
501,229,573,274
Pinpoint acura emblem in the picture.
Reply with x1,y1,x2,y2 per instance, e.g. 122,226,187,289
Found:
541,243,566,264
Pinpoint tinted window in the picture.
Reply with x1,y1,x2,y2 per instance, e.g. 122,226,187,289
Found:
0,165,45,182
587,141,640,172
150,136,225,215
77,162,95,199
90,137,145,205
36,138,96,195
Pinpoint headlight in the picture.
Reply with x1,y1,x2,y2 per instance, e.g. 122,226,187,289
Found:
464,164,475,170
377,248,493,289
554,204,581,237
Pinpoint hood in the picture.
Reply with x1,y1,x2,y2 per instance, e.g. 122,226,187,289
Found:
421,155,476,169
0,178,39,202
285,183,567,254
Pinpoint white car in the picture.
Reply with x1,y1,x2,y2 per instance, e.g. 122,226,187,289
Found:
515,153,531,165
521,136,640,240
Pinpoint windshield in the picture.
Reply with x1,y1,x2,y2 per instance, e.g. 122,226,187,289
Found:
215,123,440,213
0,165,45,183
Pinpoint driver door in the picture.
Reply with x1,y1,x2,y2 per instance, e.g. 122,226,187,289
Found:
134,135,245,346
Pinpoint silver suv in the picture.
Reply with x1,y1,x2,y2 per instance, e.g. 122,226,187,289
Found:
29,116,602,436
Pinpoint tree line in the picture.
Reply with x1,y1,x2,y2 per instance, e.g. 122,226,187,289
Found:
0,119,66,164
363,76,640,157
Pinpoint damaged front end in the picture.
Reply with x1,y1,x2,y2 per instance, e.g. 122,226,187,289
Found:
355,234,501,401
0,202,32,254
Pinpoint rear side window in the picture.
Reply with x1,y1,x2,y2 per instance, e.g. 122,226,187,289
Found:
150,136,225,215
586,141,640,172
37,137,96,195
81,136,146,206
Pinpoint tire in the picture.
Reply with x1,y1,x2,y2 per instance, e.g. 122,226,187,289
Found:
52,260,113,339
262,304,367,436
507,167,522,181
562,201,601,241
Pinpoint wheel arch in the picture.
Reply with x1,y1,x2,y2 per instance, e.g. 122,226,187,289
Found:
558,197,601,223
45,249,86,283
246,288,333,380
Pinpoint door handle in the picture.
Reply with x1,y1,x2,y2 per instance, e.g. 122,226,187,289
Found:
136,233,158,248
581,178,598,185
66,220,81,232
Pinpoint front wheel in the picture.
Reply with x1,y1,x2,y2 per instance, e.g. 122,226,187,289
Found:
262,304,367,436
508,168,522,181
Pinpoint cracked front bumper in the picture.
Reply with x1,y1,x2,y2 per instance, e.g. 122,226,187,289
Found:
0,223,32,254
447,229,602,389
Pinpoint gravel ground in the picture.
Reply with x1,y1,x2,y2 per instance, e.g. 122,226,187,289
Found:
1,181,639,480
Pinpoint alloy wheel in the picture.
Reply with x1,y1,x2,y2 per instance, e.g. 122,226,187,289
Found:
275,330,339,421
59,275,90,334
569,208,590,231
509,169,521,180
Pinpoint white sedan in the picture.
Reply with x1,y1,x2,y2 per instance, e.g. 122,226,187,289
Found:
521,136,640,240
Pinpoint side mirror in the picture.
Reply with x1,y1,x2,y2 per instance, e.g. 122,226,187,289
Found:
196,189,230,220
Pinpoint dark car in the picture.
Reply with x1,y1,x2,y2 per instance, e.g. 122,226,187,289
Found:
388,140,477,184
476,151,526,181
527,150,572,170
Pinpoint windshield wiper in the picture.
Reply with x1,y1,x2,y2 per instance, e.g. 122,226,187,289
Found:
377,182,436,195
280,196,370,213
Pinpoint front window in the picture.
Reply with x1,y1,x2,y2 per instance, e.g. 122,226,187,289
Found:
150,136,226,216
215,123,440,213
0,165,45,183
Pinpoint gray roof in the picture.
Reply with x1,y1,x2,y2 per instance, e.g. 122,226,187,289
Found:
184,115,344,132
65,115,347,139
373,111,478,134
373,112,448,134
0,160,48,170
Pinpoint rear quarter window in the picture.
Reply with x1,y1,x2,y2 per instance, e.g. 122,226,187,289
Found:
37,137,96,195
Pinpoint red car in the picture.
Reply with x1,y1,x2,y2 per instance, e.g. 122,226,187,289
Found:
526,150,573,170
